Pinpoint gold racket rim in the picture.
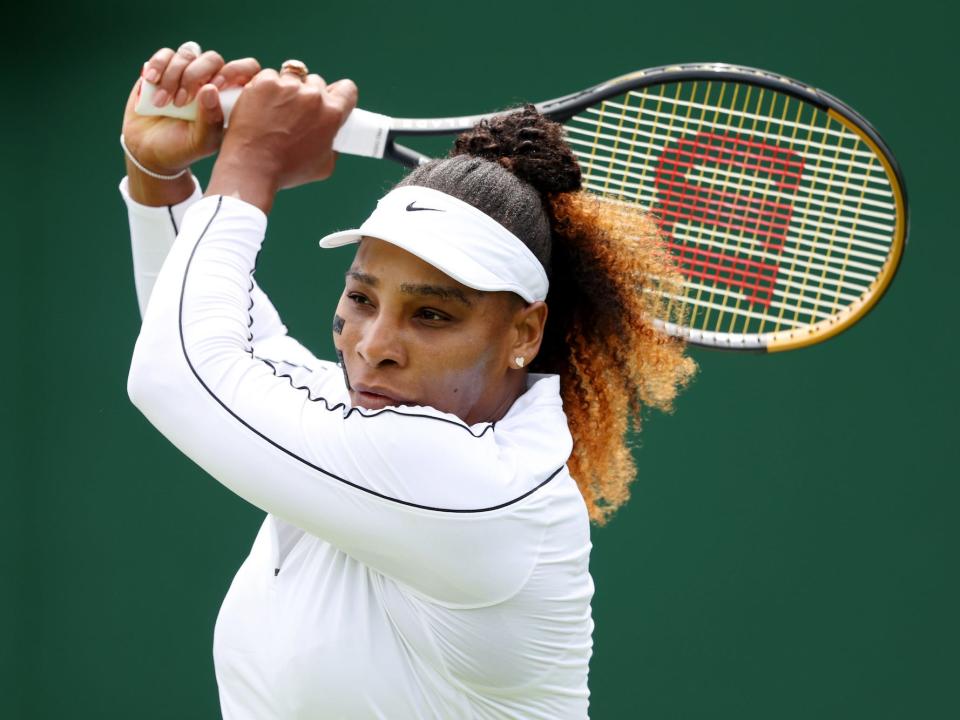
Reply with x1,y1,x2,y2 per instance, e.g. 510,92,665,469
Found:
763,109,907,352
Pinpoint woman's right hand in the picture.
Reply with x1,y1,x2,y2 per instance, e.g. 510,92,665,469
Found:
122,43,261,178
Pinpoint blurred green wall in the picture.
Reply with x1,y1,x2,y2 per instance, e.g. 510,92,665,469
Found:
3,1,957,717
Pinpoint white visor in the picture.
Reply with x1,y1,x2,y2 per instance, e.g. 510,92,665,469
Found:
318,185,549,303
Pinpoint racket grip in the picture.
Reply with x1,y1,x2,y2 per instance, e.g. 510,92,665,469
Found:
135,80,390,159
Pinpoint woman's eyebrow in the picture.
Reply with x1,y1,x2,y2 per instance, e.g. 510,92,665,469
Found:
346,269,378,286
400,282,473,307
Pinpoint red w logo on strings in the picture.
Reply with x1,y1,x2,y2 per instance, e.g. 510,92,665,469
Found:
654,132,804,307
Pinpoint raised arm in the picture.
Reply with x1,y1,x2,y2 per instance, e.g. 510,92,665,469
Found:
126,60,563,607
120,44,260,314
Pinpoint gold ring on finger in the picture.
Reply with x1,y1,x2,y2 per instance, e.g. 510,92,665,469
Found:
280,59,309,82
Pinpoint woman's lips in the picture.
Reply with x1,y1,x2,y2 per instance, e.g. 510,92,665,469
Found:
350,385,413,410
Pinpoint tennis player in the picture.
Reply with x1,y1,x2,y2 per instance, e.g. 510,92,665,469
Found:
120,43,694,719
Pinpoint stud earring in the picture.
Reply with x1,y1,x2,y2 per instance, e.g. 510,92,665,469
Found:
515,356,525,368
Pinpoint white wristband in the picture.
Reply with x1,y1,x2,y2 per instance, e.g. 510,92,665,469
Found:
119,134,190,180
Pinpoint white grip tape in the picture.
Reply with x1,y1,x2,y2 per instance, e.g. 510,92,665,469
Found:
135,81,390,159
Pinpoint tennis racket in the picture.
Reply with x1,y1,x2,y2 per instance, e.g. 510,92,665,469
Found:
137,63,908,352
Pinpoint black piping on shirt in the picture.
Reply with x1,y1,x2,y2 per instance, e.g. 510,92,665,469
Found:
256,357,498,438
166,205,179,236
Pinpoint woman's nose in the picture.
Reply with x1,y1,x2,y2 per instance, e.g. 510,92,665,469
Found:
355,314,406,367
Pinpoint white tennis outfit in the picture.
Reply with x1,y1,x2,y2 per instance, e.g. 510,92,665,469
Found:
121,179,594,719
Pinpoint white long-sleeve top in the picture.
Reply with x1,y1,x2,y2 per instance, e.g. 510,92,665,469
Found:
121,179,594,719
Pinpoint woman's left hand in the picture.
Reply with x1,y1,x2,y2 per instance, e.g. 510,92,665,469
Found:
122,44,261,178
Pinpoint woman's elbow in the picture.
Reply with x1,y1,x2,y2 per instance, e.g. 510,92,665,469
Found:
126,333,175,417
127,343,155,415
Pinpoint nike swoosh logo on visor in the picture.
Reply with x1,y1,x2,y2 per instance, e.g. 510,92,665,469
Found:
406,201,445,212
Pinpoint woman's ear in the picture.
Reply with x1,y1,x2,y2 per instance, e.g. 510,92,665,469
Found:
510,300,548,368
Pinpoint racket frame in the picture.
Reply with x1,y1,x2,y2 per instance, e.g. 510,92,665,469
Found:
374,63,908,352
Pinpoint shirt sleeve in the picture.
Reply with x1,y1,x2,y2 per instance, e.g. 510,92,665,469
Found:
119,177,288,345
127,195,562,607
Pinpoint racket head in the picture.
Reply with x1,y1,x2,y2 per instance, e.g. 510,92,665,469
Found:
387,64,908,352
552,64,908,352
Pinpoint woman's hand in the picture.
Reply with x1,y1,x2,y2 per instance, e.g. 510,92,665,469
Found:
206,67,358,213
121,42,260,205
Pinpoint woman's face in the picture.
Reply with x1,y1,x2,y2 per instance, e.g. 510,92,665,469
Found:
333,238,545,425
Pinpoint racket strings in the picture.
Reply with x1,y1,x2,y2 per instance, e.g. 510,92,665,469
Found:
572,142,896,224
568,121,895,260
566,112,895,206
581,98,881,162
565,81,897,341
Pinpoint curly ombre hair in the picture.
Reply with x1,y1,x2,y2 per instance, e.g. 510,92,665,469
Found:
398,105,697,524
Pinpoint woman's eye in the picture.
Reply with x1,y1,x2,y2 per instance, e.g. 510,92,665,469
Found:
347,293,371,306
417,308,450,322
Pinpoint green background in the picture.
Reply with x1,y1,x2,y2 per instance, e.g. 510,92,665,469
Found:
3,0,956,717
